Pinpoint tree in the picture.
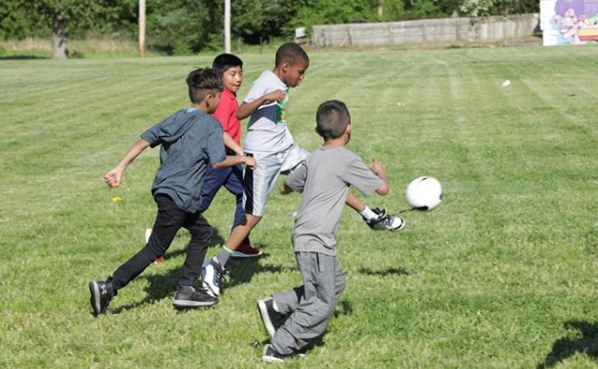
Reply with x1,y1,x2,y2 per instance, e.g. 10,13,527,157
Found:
2,0,117,59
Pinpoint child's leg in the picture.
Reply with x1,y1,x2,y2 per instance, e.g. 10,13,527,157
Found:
214,151,280,261
224,164,255,252
216,214,261,265
111,194,187,290
270,252,340,356
273,256,346,315
179,213,213,287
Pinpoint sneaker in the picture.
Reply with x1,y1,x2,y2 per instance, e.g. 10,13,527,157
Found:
232,243,262,258
364,207,406,232
89,280,116,316
173,285,218,308
262,344,304,363
257,297,287,339
201,257,227,297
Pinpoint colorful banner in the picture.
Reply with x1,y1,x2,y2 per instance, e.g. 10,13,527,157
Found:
540,0,598,45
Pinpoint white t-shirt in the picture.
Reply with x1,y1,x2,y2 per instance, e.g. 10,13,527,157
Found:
243,70,294,154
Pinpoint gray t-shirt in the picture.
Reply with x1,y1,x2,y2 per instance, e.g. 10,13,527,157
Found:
285,146,383,256
141,108,226,213
243,70,294,154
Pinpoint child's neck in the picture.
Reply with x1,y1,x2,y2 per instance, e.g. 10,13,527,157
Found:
322,137,347,148
191,102,209,112
272,67,286,86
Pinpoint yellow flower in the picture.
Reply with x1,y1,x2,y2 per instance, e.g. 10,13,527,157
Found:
112,196,123,203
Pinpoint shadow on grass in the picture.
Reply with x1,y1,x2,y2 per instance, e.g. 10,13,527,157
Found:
109,228,226,314
109,231,294,314
537,320,598,368
0,55,49,60
357,266,410,277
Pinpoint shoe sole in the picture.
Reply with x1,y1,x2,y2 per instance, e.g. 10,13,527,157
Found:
173,299,217,308
202,262,221,296
262,355,285,363
202,281,220,297
231,250,263,258
257,299,276,339
88,281,101,315
392,219,406,232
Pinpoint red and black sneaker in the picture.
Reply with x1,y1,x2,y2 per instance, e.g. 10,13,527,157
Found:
232,243,262,258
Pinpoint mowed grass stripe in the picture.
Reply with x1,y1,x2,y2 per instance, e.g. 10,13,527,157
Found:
2,46,598,368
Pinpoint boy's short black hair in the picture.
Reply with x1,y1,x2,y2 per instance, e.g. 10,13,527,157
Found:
212,53,243,75
186,68,223,103
316,100,351,139
275,42,309,67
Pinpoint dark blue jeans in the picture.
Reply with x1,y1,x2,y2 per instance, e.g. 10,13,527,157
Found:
111,194,212,290
199,163,250,244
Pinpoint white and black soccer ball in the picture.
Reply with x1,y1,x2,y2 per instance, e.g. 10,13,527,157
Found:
405,176,442,211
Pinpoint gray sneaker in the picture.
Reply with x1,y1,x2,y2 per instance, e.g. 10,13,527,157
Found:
173,285,217,308
262,344,305,363
257,297,287,339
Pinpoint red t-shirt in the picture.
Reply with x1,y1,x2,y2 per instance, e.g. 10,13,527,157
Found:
212,88,241,145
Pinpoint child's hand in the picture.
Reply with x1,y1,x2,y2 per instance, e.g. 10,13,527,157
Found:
104,168,123,188
371,159,386,176
264,90,285,104
243,156,257,170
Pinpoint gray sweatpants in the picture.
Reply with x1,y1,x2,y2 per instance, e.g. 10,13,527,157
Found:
271,251,346,355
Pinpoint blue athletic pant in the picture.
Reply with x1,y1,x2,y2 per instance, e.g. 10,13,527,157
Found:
198,164,250,245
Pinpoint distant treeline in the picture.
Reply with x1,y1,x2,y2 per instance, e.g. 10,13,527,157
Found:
0,0,539,54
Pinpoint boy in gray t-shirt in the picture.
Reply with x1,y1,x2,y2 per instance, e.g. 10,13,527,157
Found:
88,68,256,316
257,100,399,362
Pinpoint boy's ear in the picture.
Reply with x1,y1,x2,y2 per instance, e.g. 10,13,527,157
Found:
345,124,353,135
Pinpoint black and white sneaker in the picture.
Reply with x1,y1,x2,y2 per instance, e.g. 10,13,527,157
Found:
89,280,116,316
364,207,406,232
201,257,227,297
173,285,217,308
257,297,287,339
262,344,304,363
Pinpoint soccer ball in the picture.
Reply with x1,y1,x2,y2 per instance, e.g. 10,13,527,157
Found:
405,176,442,211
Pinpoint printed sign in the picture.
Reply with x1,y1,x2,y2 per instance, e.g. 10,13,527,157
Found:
540,0,598,45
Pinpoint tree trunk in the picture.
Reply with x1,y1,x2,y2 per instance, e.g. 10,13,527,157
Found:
52,18,68,60
378,0,384,18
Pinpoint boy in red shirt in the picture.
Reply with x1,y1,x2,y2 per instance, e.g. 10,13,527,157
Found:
198,53,260,257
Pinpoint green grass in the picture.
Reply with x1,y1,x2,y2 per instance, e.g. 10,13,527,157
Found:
1,45,598,368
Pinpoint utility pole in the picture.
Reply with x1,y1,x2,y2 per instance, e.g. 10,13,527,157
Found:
224,0,231,53
139,0,146,58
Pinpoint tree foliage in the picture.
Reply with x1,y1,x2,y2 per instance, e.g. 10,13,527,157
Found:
0,0,540,56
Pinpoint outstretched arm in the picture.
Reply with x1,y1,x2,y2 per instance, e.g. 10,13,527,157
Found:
104,139,150,188
212,155,256,170
237,89,285,120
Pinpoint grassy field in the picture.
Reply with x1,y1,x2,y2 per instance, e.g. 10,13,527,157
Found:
1,45,598,368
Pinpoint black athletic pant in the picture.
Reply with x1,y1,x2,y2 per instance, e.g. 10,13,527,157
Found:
111,194,212,290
